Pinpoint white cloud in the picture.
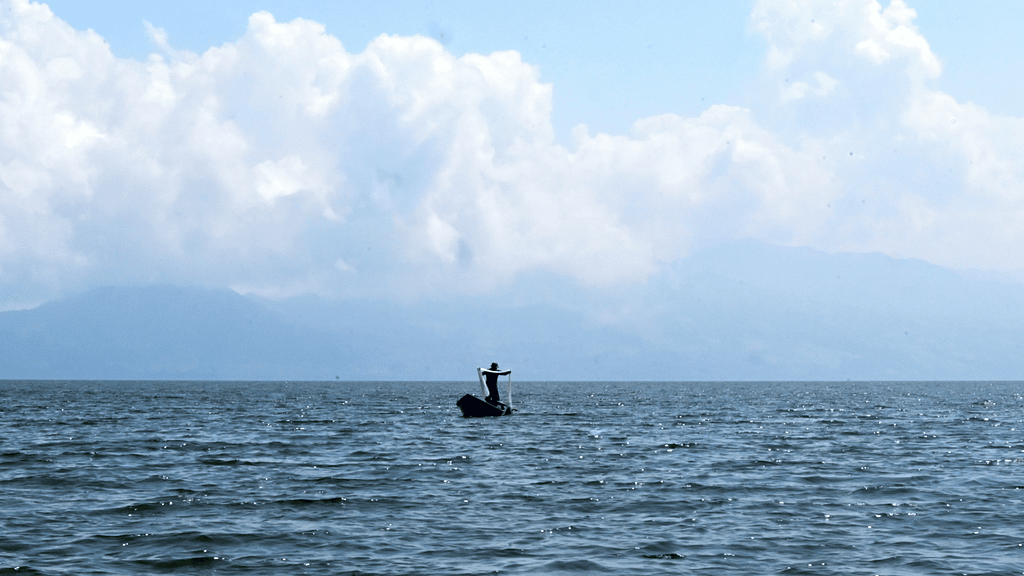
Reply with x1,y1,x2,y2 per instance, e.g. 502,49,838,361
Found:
747,0,1024,271
781,71,838,101
1,0,1024,307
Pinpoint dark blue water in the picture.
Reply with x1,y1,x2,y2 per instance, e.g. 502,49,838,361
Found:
1,381,1022,575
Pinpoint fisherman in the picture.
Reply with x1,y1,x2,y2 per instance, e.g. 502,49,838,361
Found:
481,362,511,405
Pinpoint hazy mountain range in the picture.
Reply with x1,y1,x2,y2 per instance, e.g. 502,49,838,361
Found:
3,240,1023,381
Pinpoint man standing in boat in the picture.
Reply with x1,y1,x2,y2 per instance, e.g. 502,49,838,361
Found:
481,362,511,405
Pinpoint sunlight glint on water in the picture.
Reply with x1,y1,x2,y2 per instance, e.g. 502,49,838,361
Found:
1,380,1022,575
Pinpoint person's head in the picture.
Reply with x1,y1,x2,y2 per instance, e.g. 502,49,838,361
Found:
490,362,499,370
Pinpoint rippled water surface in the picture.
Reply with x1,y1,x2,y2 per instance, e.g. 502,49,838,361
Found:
2,380,1023,575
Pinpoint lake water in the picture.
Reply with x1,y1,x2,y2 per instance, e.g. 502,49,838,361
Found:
1,380,1022,575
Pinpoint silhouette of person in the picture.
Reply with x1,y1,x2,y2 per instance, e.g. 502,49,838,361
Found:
481,362,511,404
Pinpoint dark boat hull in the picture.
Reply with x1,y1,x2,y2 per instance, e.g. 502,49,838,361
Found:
456,394,512,417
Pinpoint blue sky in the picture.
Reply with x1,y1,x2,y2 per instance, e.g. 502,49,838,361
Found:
2,0,1024,308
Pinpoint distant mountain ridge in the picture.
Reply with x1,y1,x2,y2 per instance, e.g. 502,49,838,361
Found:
0,285,348,380
3,241,1024,381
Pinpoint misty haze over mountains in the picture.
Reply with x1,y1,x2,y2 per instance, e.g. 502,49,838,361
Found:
2,241,1023,381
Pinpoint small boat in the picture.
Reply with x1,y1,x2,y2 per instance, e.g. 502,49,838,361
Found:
456,367,514,417
456,394,513,417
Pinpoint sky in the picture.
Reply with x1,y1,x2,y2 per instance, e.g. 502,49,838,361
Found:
1,0,1024,309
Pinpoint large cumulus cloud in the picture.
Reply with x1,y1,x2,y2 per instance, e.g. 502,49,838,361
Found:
750,0,1024,269
0,0,1021,307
